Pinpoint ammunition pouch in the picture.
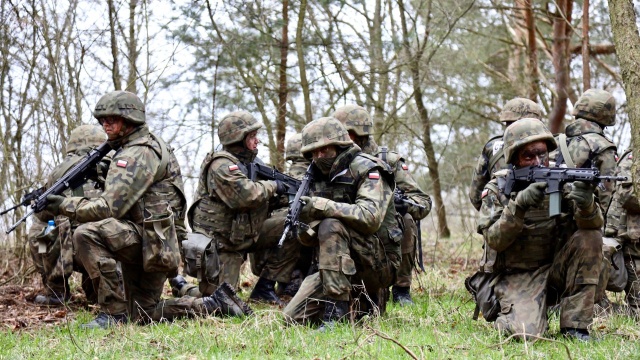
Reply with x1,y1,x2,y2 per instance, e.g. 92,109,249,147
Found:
141,204,180,273
465,271,501,322
603,237,628,292
182,232,220,284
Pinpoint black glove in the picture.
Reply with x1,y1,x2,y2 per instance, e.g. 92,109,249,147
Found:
394,197,409,216
45,195,65,216
568,181,595,210
274,180,289,196
514,182,546,210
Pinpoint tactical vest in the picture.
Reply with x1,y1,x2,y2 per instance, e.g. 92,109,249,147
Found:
560,125,616,168
188,150,268,249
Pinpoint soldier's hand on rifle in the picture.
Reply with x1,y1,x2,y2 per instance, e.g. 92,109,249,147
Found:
568,181,595,210
394,196,409,216
274,180,289,196
300,196,329,220
515,182,547,210
45,195,65,216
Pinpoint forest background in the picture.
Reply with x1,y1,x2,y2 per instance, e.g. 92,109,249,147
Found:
3,0,640,303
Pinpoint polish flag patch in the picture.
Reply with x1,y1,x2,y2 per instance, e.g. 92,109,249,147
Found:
368,172,380,180
116,160,128,168
481,189,489,199
401,164,409,171
228,165,239,171
629,154,633,160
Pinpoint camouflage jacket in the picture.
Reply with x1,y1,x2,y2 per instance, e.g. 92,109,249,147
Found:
59,125,184,226
469,134,508,211
361,138,432,220
187,149,277,250
477,176,603,272
562,119,617,213
604,148,631,238
288,159,311,180
614,150,640,247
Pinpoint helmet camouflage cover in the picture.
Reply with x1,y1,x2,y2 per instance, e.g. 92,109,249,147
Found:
93,90,146,125
66,125,107,154
503,118,557,164
499,98,543,122
300,117,353,158
218,111,263,145
332,104,373,136
285,133,304,161
571,89,616,126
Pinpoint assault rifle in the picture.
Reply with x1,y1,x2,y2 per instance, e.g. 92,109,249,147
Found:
0,187,45,216
278,162,314,247
249,162,302,197
502,165,627,217
6,142,112,234
394,189,427,272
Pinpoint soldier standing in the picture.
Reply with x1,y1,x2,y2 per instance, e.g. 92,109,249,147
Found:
333,104,431,305
469,98,543,211
46,91,251,329
186,111,293,303
283,117,401,329
29,125,107,305
471,118,602,341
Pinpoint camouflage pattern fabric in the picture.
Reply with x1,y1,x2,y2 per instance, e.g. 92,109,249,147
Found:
476,175,603,336
469,135,507,211
499,98,543,123
572,89,616,127
285,133,305,162
284,144,399,324
563,119,617,213
94,90,146,125
217,111,262,146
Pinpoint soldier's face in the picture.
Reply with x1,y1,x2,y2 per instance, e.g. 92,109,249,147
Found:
515,140,549,168
244,130,260,151
311,145,337,160
100,116,126,140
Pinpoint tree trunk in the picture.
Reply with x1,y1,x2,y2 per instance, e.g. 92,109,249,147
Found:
524,0,538,100
296,0,312,123
107,0,122,90
276,0,289,171
548,0,572,133
607,0,640,204
582,0,590,90
126,0,138,93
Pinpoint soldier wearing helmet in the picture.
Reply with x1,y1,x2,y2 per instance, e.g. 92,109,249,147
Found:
282,117,401,330
556,89,617,214
29,125,107,306
333,104,432,306
469,98,543,211
46,91,252,328
285,133,311,178
185,110,291,305
469,118,603,341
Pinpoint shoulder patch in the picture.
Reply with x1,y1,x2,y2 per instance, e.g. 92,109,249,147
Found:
368,172,380,180
629,154,633,160
228,164,239,171
401,164,409,171
481,189,489,199
116,160,128,168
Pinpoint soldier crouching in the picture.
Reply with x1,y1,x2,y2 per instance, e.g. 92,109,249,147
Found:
467,118,602,341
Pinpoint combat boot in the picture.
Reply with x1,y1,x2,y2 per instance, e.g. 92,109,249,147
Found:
318,299,349,332
561,328,591,342
169,275,188,297
80,312,128,329
249,277,282,305
34,291,70,306
203,282,253,317
392,286,414,306
280,269,303,297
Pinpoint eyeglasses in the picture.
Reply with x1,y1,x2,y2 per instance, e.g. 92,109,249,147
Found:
99,117,119,126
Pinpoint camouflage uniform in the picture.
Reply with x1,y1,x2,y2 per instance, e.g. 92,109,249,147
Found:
283,117,401,327
187,111,296,299
557,89,617,214
610,150,640,313
52,91,249,329
333,104,432,305
474,118,602,340
469,98,543,210
29,125,107,305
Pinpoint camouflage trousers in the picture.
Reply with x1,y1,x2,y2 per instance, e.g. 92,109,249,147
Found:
283,218,396,324
624,242,640,310
395,214,417,288
493,229,601,336
74,218,219,321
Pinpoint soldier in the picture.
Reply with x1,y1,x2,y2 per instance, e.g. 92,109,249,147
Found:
556,89,617,213
285,133,311,178
282,117,402,329
471,118,602,341
45,91,251,329
29,125,107,305
186,110,294,303
469,98,543,211
333,104,432,305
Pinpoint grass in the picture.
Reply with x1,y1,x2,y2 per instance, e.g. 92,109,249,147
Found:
1,262,640,360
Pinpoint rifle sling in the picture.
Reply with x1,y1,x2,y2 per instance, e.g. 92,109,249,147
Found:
558,133,576,168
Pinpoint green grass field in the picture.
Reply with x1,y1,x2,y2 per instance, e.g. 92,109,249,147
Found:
2,261,639,360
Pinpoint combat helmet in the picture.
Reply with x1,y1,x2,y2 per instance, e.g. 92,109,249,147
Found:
300,117,353,159
332,105,373,136
94,90,146,125
503,118,557,164
218,111,263,146
572,89,616,126
499,98,543,122
285,133,304,161
67,125,107,154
